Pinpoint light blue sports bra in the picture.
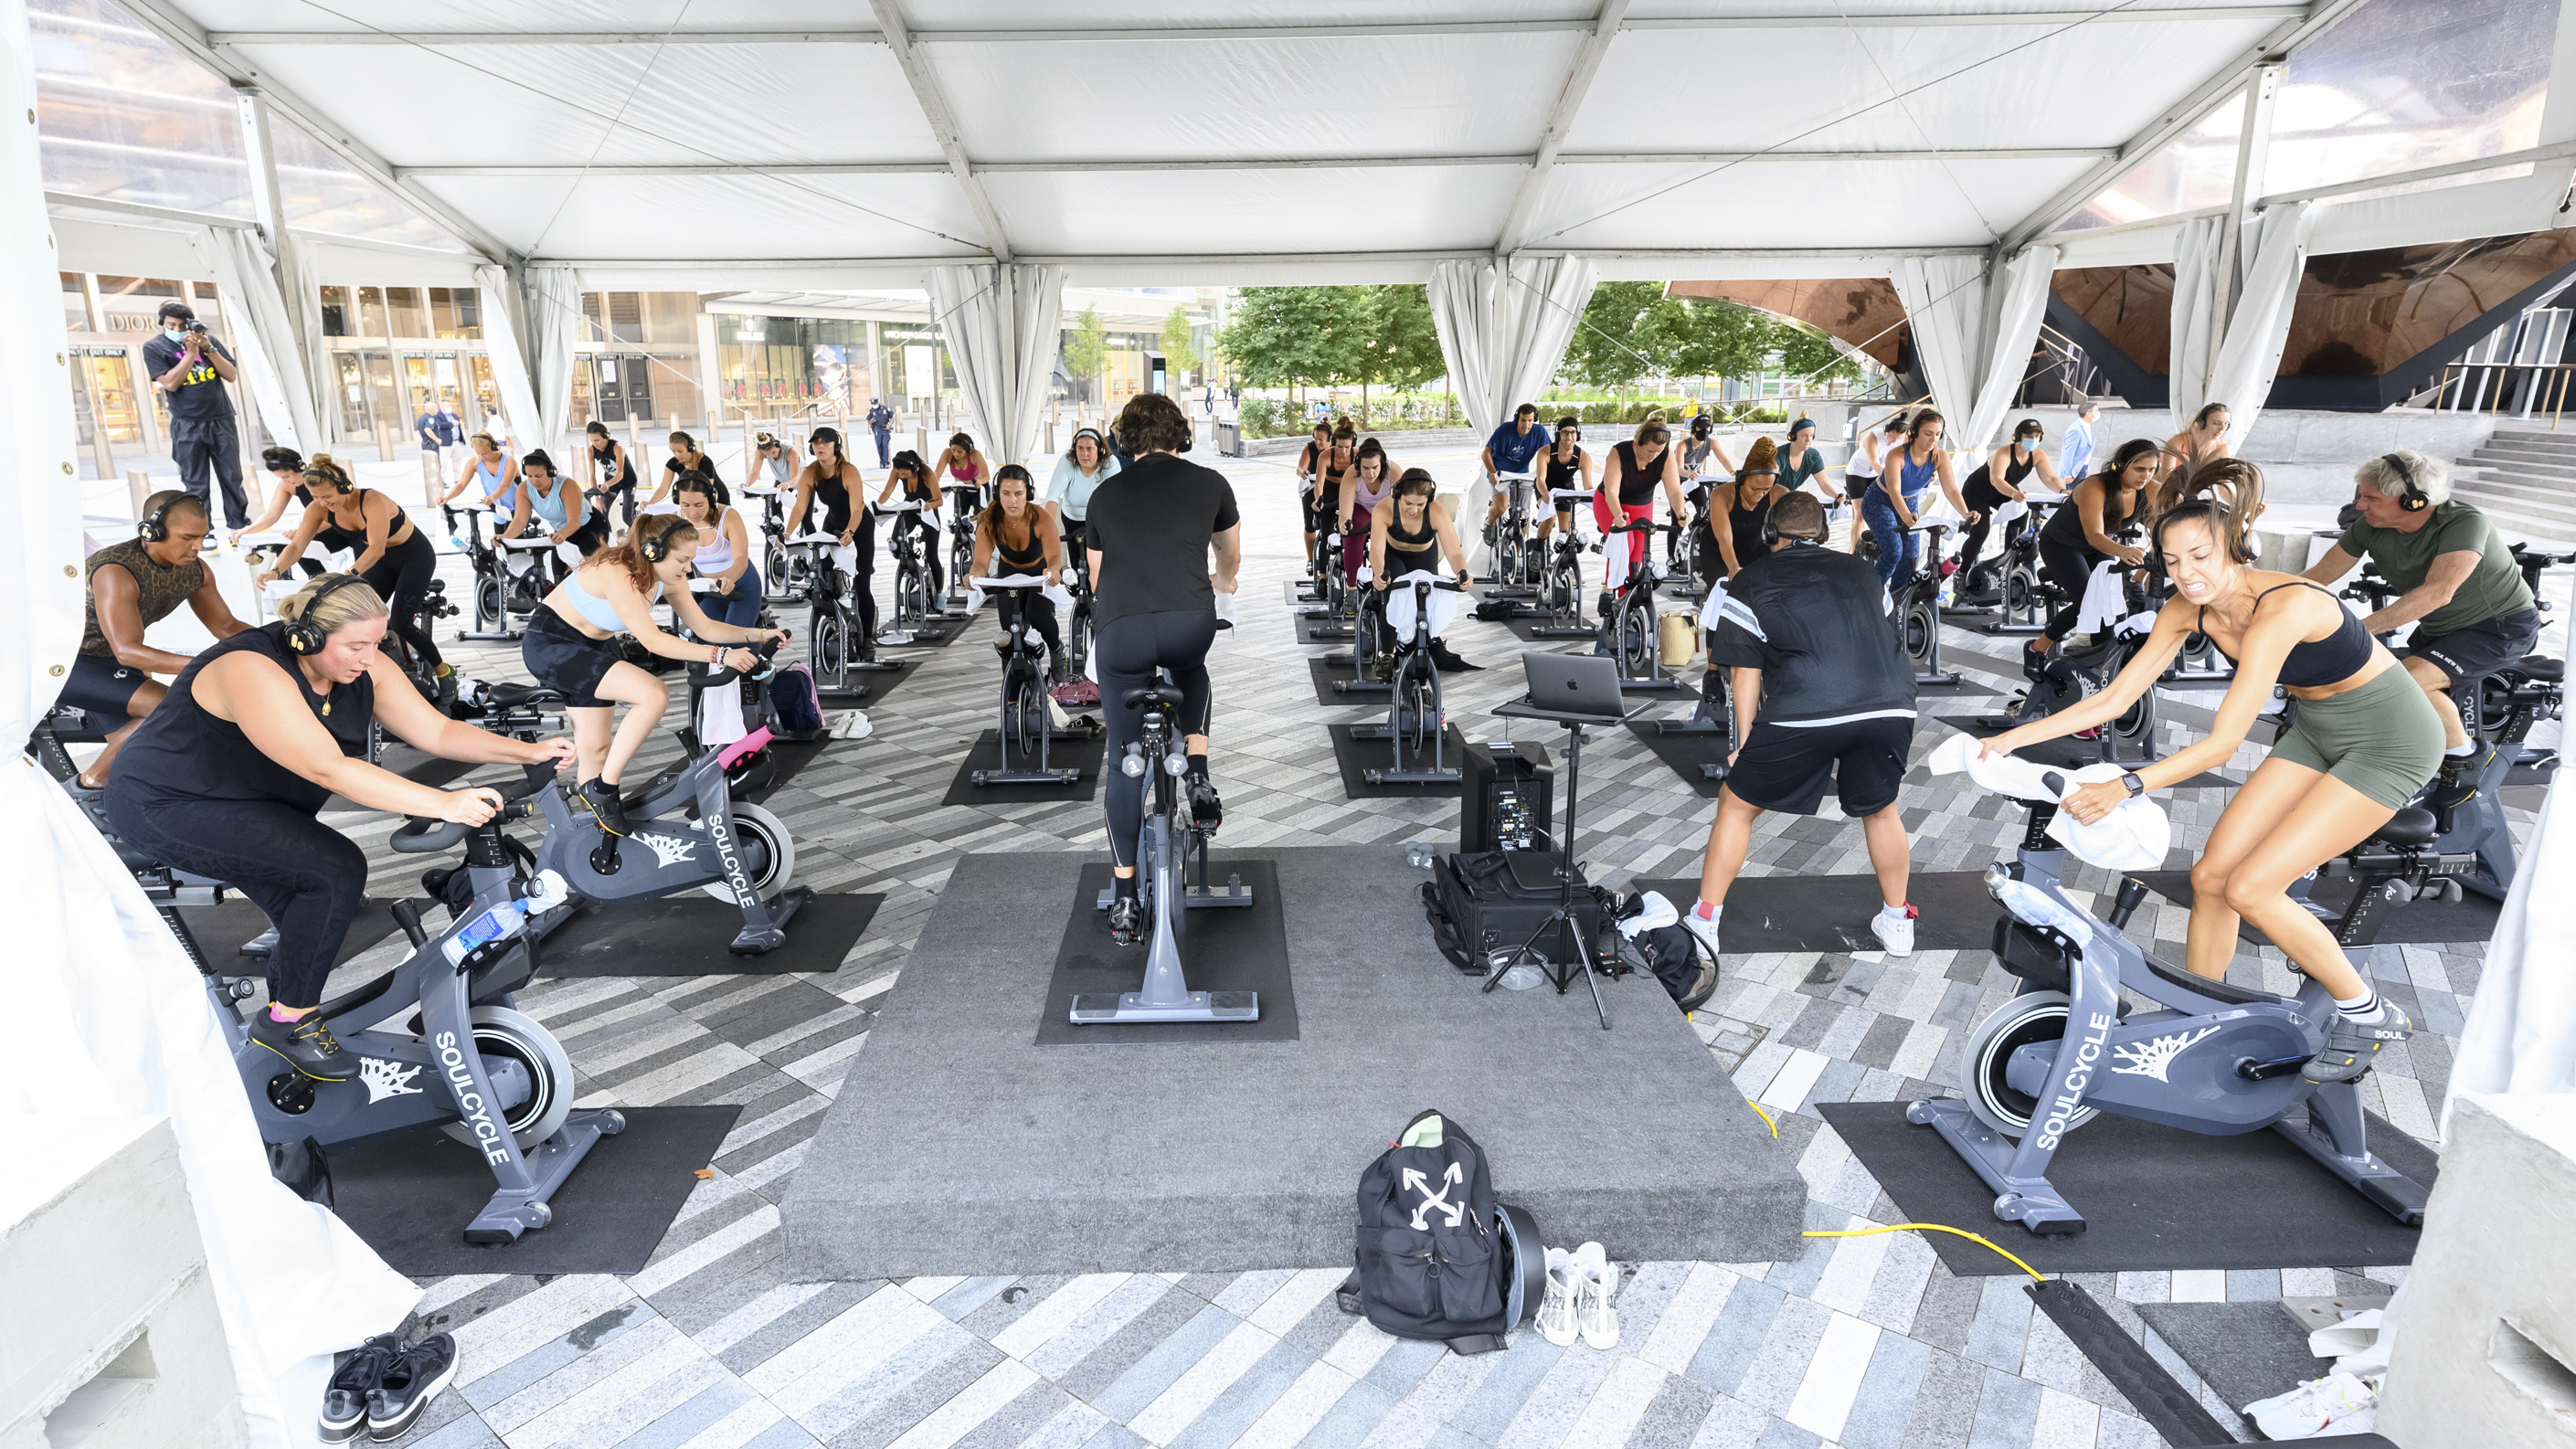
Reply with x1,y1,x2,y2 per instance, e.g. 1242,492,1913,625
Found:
558,567,658,632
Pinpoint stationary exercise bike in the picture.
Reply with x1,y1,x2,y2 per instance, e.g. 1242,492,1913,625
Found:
1071,670,1256,1025
788,530,898,701
1908,775,2450,1236
749,485,810,605
1892,522,1963,688
442,502,537,642
1351,572,1468,785
145,772,621,1243
970,575,1086,788
2001,567,2162,764
875,501,937,646
535,724,808,954
1597,519,1690,693
942,481,982,612
1298,524,1357,641
1483,471,1542,601
2409,651,2562,903
1526,489,1601,640
1326,565,1394,693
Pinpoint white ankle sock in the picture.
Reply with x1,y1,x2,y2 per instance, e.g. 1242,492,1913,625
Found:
2334,989,2382,1020
2446,742,2477,757
1881,903,1911,921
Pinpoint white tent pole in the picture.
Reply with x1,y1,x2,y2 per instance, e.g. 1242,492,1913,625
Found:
866,0,1012,263
2210,62,2285,379
1494,0,1631,255
231,86,324,455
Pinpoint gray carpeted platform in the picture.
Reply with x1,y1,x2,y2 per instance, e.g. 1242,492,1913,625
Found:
2135,1302,2325,1413
781,846,1804,1280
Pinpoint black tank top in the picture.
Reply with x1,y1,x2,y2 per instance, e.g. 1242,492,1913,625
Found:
1545,447,1585,504
108,622,373,816
314,490,422,561
2040,480,2141,563
990,513,1046,575
1966,447,2040,507
2204,582,2377,689
810,460,857,534
1613,441,1662,506
590,440,636,489
1730,485,1777,567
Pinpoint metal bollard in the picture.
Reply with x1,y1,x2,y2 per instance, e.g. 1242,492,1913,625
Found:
126,469,153,518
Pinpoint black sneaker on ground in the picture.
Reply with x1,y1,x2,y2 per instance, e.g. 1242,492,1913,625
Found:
1188,777,1223,836
366,1333,458,1443
249,1009,356,1082
1108,895,1145,947
319,1334,399,1444
570,777,630,838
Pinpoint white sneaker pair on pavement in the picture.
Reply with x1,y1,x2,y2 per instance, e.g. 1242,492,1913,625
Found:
1677,903,1915,960
1535,1243,1619,1349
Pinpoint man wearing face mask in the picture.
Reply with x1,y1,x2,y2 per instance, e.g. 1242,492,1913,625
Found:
140,301,249,530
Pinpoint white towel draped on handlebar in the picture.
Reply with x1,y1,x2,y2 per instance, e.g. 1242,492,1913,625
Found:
1926,732,2171,871
1383,569,1460,640
965,574,1072,616
2076,559,2129,636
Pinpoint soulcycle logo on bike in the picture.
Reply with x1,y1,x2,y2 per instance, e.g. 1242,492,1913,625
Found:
437,1031,510,1165
2036,1011,2116,1149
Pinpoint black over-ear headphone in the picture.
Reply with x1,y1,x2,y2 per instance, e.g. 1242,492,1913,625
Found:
2381,452,2429,513
283,572,366,656
638,517,674,564
137,492,181,544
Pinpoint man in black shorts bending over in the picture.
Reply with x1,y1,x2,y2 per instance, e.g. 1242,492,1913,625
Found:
1679,492,1923,960
56,491,251,788
2303,450,2540,827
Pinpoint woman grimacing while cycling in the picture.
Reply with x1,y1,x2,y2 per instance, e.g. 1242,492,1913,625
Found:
1981,460,2430,1084
1082,394,1243,946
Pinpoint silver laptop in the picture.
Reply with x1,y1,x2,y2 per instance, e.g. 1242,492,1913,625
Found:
1521,652,1627,719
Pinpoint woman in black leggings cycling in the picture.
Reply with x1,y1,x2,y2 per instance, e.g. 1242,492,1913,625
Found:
2026,438,2162,666
1081,393,1244,945
106,575,572,1082
257,455,450,685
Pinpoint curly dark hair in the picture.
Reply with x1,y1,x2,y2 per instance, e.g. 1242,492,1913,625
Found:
1114,392,1193,455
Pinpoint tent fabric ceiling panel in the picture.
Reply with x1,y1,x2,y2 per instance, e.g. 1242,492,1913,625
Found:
182,0,874,31
928,33,1578,164
1524,157,2100,251
889,0,1594,28
407,173,989,260
983,164,1524,255
1623,0,2279,16
226,41,942,167
1565,19,2284,156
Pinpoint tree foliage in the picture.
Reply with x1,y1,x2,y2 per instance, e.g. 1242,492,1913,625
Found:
1160,305,1200,378
1062,307,1109,397
1216,285,1445,393
1560,283,1860,391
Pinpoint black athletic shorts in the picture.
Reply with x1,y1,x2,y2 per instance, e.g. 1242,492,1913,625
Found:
2402,607,2541,687
1844,471,1876,501
1723,714,1914,817
58,651,150,716
520,607,621,709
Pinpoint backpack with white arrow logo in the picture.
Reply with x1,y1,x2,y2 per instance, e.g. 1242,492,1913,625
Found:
1338,1109,1546,1353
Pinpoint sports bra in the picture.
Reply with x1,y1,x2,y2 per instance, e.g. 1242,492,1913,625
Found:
557,567,661,633
1729,482,1776,566
990,514,1046,575
2203,581,2375,690
949,455,981,482
1384,504,1437,555
1545,448,1585,501
1894,445,1937,499
314,490,417,555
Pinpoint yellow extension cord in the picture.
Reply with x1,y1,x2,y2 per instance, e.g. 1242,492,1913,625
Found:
1740,1098,2050,1284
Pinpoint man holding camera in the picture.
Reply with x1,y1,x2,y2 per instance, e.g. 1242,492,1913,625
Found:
141,301,249,531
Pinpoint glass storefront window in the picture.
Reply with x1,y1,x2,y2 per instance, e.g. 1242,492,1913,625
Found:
642,291,700,347
83,352,143,443
61,272,90,333
429,287,482,340
320,285,354,337
95,275,182,335
387,287,429,340
357,287,388,341
333,352,369,437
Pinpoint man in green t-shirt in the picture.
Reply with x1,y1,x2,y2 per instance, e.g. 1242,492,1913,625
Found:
2304,450,2539,821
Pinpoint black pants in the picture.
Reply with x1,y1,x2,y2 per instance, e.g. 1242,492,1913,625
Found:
892,512,943,597
995,588,1062,661
2038,538,2098,641
592,481,638,527
1955,513,1996,578
1097,610,1217,868
111,793,367,1008
844,509,879,639
175,422,249,529
363,534,445,673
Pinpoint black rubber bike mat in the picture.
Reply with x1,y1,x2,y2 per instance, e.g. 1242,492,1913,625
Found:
1930,714,2238,790
177,896,407,968
1623,720,1733,799
2027,1283,2236,1449
938,727,1107,808
1324,722,1471,799
536,892,881,976
1818,1099,2434,1274
1034,859,1296,1045
879,612,975,648
326,1105,738,1276
2134,871,2502,949
809,656,921,710
1306,656,1386,707
1627,872,2007,955
2134,1302,2328,1414
1504,614,1596,644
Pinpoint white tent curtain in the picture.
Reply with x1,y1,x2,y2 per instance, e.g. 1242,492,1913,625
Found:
2205,201,2315,449
194,226,322,457
1889,255,1987,436
527,263,581,464
1427,259,1501,437
2168,214,2225,424
1426,255,1598,439
1961,244,2062,455
474,261,575,460
2443,767,2575,1133
927,262,1066,468
3,10,417,1447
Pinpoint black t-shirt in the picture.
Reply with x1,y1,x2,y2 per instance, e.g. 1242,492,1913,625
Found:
666,455,728,507
141,332,238,435
1709,544,1916,725
109,622,373,817
1084,453,1240,627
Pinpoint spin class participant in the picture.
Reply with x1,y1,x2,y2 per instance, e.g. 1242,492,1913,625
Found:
1082,393,1242,946
1863,409,1976,595
932,431,991,505
586,421,641,528
1366,467,1475,670
1594,419,1691,612
2023,439,2161,670
2167,402,2233,471
1042,427,1118,554
1842,411,1907,551
876,448,946,598
787,427,878,642
58,492,250,788
749,432,802,496
1681,492,1923,962
1956,418,2062,585
2303,450,2540,826
106,575,575,1081
522,513,785,839
1776,418,1830,504
498,450,608,556
971,465,1067,679
1983,461,2430,1084
1341,439,1400,587
233,448,320,568
1314,430,1359,571
1295,420,1335,567
645,430,727,509
439,431,521,515
1710,438,1784,579
1479,403,1553,533
1676,415,1737,548
672,475,762,627
258,457,448,688
1539,416,1592,546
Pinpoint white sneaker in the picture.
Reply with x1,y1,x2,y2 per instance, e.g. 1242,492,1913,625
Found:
1535,1249,1579,1347
1870,904,1917,958
1572,1242,1618,1349
2245,1372,2378,1440
1679,907,1721,962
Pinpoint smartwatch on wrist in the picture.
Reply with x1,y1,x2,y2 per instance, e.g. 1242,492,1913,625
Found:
2120,771,2146,799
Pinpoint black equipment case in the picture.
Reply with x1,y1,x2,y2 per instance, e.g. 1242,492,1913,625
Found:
1422,850,1606,973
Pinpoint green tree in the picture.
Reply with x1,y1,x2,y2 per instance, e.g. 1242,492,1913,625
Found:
1217,287,1342,403
1559,280,1665,393
1160,305,1200,381
1365,284,1445,391
1767,319,1860,389
1063,306,1109,408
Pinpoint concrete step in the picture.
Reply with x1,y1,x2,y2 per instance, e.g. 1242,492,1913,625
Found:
2487,428,2576,448
2456,471,2576,509
2452,492,2576,548
2470,442,2576,465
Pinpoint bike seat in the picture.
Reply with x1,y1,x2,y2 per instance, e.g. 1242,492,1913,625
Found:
2141,954,2293,1008
2511,654,2563,682
2369,806,2439,848
1121,684,1187,710
482,682,562,707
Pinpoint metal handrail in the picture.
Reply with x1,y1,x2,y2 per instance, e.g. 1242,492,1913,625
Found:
2432,362,2576,430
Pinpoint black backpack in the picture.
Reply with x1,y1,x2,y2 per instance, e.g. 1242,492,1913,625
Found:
1615,894,1720,1011
1337,1110,1544,1353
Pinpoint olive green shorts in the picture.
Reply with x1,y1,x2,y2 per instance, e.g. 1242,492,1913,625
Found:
2268,666,2446,809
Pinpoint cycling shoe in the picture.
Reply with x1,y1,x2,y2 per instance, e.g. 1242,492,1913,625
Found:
2304,1001,2413,1084
1189,777,1224,835
1108,895,1145,947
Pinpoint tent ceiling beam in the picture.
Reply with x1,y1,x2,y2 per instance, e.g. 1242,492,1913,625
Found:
864,0,1010,263
198,9,2305,47
45,189,256,231
395,147,2109,180
535,247,1978,270
1998,0,2369,250
112,0,515,263
1496,0,1632,256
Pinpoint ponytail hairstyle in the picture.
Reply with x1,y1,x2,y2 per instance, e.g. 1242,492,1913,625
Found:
1905,409,1945,444
2098,437,2164,487
2151,457,2264,566
668,430,698,454
1882,409,1912,437
670,472,721,523
589,512,699,593
586,420,611,439
980,464,1036,544
2191,402,2231,429
1392,467,1440,504
303,454,355,495
889,448,928,486
470,431,497,452
261,445,304,474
